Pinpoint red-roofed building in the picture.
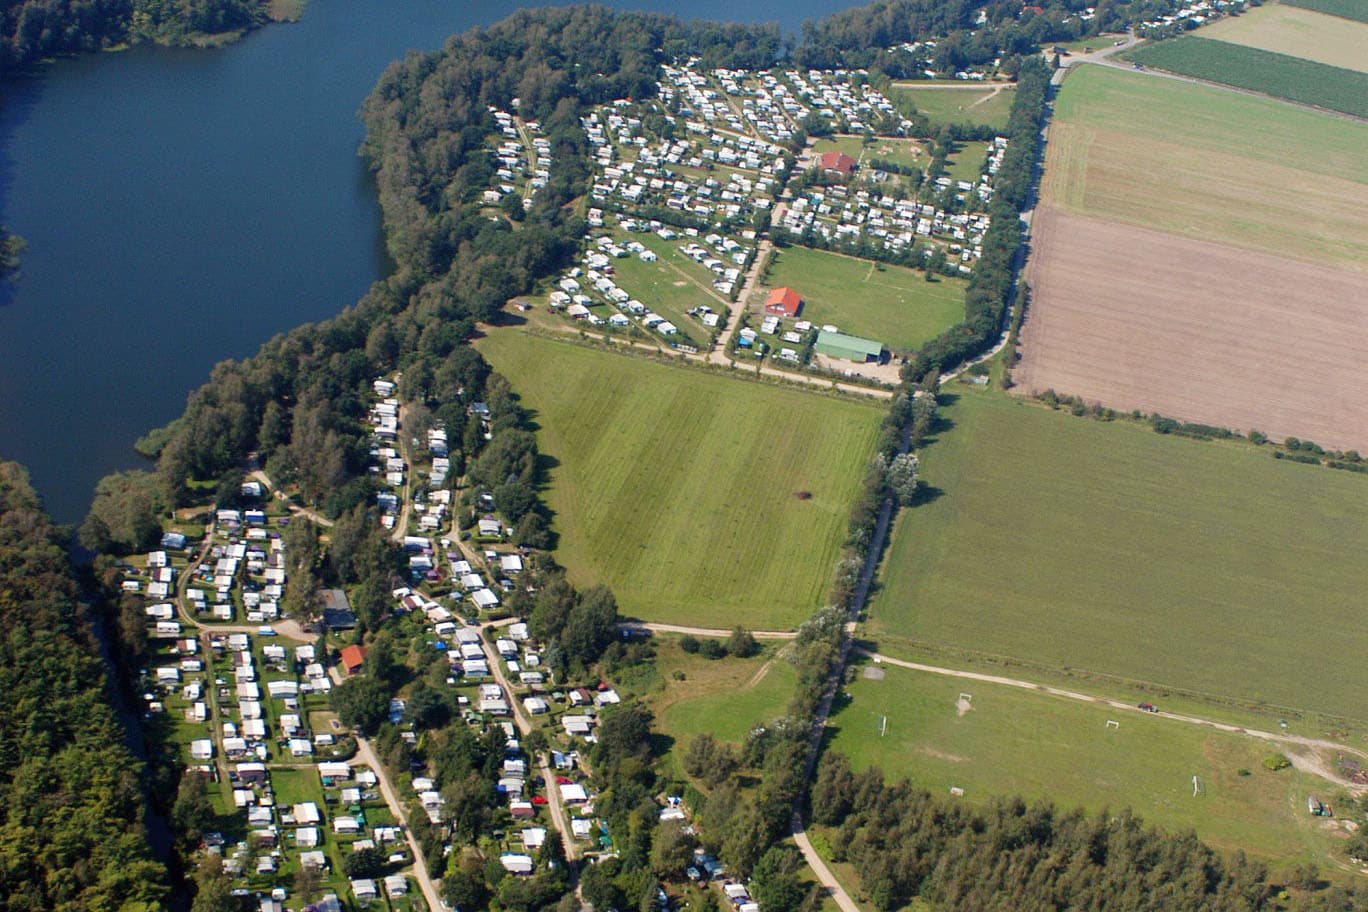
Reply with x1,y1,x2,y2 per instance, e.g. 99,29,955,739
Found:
816,151,857,175
340,645,367,676
765,287,803,317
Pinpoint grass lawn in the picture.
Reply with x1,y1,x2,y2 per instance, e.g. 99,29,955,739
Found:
1042,64,1368,269
604,233,725,346
761,246,965,352
826,659,1351,872
651,639,798,747
943,141,989,184
1197,3,1368,72
868,388,1368,721
477,331,883,628
810,136,868,163
892,85,1017,131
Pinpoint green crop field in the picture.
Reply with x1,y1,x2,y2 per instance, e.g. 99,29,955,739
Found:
1198,3,1368,73
1127,36,1368,117
477,330,884,628
760,245,965,352
1282,0,1368,23
892,85,1016,131
867,388,1368,721
827,660,1346,870
1042,64,1368,269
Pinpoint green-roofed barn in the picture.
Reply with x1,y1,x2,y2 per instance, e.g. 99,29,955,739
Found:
814,330,886,363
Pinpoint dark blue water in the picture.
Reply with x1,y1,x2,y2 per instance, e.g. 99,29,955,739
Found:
0,0,859,524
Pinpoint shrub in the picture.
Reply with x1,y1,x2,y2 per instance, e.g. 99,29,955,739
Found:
1263,754,1292,772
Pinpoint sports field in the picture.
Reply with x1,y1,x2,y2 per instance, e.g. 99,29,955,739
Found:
1198,2,1368,72
828,660,1347,869
1126,37,1368,117
892,84,1016,131
760,245,965,352
477,330,883,628
867,389,1368,721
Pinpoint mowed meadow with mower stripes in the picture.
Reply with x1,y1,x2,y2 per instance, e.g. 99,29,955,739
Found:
478,329,884,630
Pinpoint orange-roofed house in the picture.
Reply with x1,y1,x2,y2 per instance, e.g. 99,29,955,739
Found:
340,645,367,676
816,151,856,175
765,287,803,317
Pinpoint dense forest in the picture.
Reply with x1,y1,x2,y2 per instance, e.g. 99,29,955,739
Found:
811,751,1368,911
0,462,168,911
0,0,268,71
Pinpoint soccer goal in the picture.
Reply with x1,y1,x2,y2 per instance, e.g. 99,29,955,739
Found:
1105,719,1120,731
878,715,888,737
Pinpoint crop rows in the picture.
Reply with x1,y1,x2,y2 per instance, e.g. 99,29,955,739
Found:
1127,36,1368,118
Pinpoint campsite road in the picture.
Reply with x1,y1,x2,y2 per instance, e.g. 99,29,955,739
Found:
707,237,772,366
857,649,1368,791
249,469,334,527
483,620,580,861
793,826,864,912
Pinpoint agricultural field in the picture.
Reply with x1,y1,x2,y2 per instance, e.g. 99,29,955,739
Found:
827,659,1351,870
1017,208,1368,451
891,84,1016,130
759,245,966,352
1282,0,1368,22
1021,64,1368,448
867,388,1368,722
477,330,884,629
1126,37,1368,117
1197,2,1368,72
1040,65,1368,269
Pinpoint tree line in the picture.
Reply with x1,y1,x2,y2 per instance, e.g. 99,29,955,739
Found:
0,0,268,71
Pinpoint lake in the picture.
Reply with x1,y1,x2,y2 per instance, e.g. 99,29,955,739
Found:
0,0,861,524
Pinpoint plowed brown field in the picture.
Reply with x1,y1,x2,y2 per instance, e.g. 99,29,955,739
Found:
1017,208,1368,451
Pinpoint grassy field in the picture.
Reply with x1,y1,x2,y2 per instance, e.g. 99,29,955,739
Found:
1042,65,1368,269
892,85,1016,131
477,330,884,628
1282,0,1368,22
647,639,799,778
606,231,728,346
943,141,990,184
867,388,1368,721
826,660,1351,871
1198,3,1368,72
760,245,965,351
813,136,929,173
1127,37,1368,117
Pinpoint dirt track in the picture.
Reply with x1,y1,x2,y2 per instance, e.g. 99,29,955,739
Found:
1017,207,1368,452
